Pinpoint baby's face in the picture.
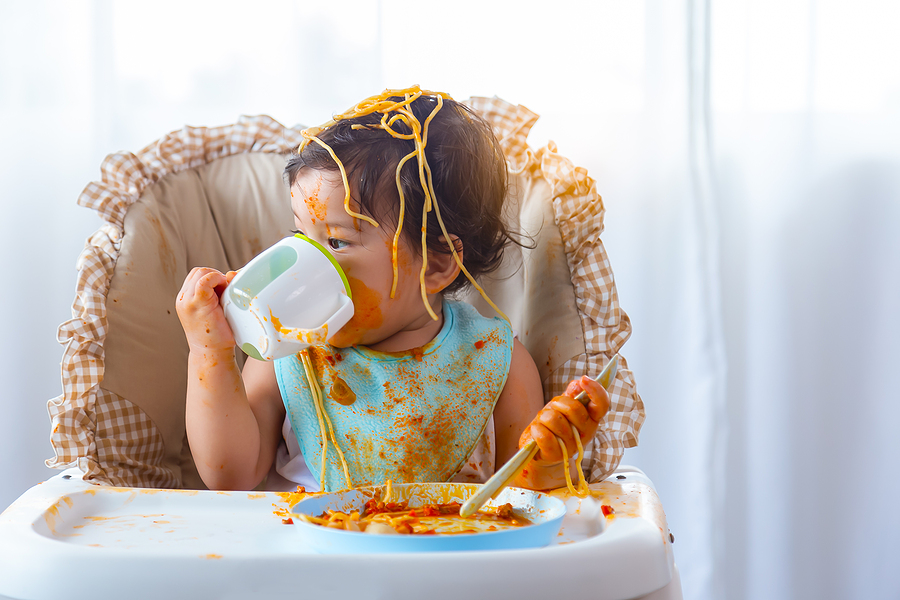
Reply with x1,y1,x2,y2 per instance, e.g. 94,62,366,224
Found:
290,169,430,348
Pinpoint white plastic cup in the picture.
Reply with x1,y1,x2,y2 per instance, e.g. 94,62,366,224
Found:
222,234,354,360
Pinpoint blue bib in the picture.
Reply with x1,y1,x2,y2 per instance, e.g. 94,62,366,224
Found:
274,300,513,491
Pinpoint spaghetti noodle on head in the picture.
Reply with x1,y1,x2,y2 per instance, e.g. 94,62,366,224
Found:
283,88,597,495
284,86,522,320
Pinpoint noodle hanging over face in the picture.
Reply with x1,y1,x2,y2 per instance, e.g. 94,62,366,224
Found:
296,87,515,492
296,87,592,497
296,86,509,322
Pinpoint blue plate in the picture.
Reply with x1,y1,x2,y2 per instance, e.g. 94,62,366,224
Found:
291,482,566,553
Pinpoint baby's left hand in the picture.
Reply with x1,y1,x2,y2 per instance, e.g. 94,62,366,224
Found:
519,376,610,465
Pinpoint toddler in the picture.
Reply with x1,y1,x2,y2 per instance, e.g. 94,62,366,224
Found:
176,88,609,493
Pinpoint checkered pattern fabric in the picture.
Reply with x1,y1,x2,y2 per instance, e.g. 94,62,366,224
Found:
78,116,302,229
466,97,646,482
46,116,305,486
47,99,643,488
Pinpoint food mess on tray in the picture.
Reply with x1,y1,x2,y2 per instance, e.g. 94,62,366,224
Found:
295,497,532,535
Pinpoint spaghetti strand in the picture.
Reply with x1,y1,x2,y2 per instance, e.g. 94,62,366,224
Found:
302,132,379,228
390,150,418,298
556,426,591,497
296,86,511,323
300,350,330,489
300,350,352,491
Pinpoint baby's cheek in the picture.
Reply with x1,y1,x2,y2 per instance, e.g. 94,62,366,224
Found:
386,238,422,287
395,242,418,274
330,276,384,346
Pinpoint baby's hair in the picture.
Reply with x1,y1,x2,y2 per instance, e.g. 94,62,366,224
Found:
284,87,522,319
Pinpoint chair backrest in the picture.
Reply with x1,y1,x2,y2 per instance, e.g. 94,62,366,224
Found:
463,98,644,484
47,100,643,489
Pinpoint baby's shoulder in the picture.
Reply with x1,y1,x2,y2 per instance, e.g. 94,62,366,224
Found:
441,300,514,370
446,299,510,329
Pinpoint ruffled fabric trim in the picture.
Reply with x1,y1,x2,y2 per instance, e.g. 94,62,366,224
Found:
48,101,643,486
466,96,645,481
46,116,305,485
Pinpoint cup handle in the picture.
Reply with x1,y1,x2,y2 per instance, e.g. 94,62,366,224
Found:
321,293,355,342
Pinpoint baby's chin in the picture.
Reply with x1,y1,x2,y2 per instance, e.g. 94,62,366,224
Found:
329,328,394,350
327,314,393,348
326,329,367,349
327,339,355,349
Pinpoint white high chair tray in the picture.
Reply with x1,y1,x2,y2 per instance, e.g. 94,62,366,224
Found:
0,466,676,600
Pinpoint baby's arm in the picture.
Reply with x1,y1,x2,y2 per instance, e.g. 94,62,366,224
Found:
492,339,545,469
493,340,609,491
176,267,284,490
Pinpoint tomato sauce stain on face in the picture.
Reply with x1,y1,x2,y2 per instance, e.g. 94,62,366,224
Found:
331,277,383,346
305,176,326,224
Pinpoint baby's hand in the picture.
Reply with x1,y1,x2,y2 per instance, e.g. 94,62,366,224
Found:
175,267,238,354
519,376,610,465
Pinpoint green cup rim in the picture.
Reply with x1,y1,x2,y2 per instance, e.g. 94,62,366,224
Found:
294,233,352,299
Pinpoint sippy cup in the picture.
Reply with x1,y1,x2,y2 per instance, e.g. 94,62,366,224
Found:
222,234,354,361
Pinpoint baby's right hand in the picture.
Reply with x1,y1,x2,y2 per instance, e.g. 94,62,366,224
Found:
175,267,238,354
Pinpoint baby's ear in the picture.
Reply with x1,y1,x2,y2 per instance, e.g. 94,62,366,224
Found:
423,235,463,294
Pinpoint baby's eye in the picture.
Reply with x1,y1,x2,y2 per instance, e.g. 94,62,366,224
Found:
328,238,349,250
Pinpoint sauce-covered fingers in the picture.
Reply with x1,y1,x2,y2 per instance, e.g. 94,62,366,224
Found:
545,396,594,441
197,270,228,302
178,267,203,301
175,268,236,353
577,375,610,421
564,378,583,397
529,422,565,464
179,268,222,302
538,402,580,451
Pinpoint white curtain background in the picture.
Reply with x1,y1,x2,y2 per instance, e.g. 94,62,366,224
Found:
1,2,898,599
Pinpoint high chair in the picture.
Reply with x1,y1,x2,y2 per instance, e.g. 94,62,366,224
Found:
0,98,682,600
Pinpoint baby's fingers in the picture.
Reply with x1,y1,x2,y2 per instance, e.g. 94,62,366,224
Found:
580,376,610,421
179,267,213,296
538,402,581,449
187,269,227,302
565,376,610,422
528,422,566,464
176,268,229,321
199,270,229,299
